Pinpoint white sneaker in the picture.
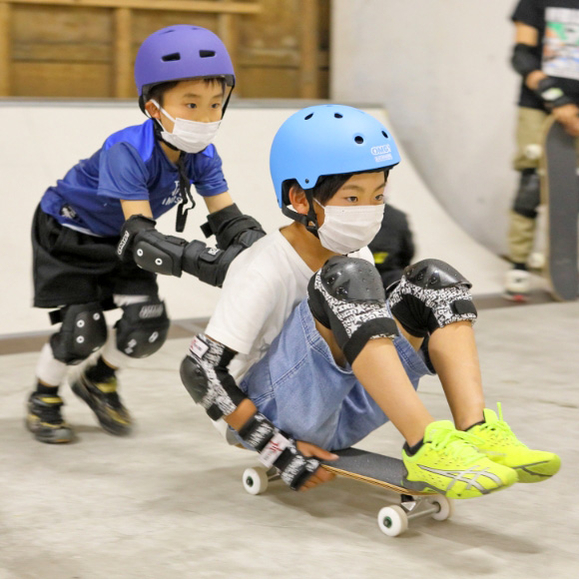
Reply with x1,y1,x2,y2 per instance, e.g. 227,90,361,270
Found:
504,269,531,302
527,252,545,271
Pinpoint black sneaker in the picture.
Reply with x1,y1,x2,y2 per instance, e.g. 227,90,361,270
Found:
71,373,132,436
26,392,75,444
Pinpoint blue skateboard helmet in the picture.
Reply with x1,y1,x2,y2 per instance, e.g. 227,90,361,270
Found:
270,104,400,208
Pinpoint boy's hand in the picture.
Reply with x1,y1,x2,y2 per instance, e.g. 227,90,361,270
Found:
553,103,579,137
295,441,338,491
117,214,156,262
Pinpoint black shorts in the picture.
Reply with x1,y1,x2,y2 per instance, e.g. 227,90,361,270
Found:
32,205,159,309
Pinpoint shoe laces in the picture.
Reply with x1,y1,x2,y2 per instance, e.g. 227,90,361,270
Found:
477,403,525,447
428,424,484,461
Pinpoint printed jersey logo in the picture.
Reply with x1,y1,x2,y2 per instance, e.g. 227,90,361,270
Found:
543,7,579,81
161,180,183,206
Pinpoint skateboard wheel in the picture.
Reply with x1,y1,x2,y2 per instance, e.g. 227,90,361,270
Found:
377,505,408,537
242,467,269,495
428,495,454,521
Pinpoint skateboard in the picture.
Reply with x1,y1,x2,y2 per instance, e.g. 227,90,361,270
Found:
540,115,579,301
242,447,454,537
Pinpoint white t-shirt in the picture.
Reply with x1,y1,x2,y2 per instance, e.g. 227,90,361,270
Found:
205,229,373,381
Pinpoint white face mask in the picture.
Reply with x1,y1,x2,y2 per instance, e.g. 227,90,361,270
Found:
315,199,385,254
151,100,221,154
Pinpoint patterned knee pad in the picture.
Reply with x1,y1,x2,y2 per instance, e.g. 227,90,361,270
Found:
308,256,398,365
388,259,477,338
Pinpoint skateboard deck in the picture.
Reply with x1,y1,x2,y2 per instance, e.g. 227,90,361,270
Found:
321,447,432,496
242,446,453,536
540,115,579,301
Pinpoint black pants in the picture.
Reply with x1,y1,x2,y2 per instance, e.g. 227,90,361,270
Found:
32,206,158,309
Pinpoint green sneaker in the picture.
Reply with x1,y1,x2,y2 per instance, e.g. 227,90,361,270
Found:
71,373,132,436
402,420,518,499
469,403,561,483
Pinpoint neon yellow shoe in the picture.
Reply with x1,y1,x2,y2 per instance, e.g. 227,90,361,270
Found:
469,404,561,483
402,420,518,499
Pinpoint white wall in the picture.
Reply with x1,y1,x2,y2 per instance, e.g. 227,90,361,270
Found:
0,99,513,337
331,0,521,255
0,100,287,335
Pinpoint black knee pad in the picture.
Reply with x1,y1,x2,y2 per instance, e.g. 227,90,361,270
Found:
513,169,540,218
115,298,170,358
388,259,477,338
308,256,399,365
50,302,107,364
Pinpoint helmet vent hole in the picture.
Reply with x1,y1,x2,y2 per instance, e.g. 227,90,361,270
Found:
354,136,364,144
304,113,314,120
334,113,343,118
199,50,216,58
162,52,181,62
382,130,389,139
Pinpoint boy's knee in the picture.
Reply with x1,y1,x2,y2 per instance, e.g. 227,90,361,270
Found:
308,256,398,365
388,259,477,338
115,298,170,358
50,302,107,364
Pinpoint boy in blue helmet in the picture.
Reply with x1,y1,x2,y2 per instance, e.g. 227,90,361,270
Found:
26,25,265,444
180,105,560,497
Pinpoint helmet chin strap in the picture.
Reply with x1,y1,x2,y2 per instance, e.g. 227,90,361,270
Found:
281,190,320,238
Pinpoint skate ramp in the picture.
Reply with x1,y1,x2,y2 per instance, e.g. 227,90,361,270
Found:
0,100,519,336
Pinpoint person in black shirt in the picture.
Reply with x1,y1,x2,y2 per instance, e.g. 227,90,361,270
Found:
505,0,579,300
369,203,415,289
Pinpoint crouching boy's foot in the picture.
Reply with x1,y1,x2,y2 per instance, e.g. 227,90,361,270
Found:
26,392,75,444
71,371,132,436
468,404,561,483
402,420,517,499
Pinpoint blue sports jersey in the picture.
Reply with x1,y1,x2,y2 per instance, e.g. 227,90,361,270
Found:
40,119,229,237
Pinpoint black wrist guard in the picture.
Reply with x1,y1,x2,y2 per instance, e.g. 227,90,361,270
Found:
534,77,575,110
239,413,320,490
132,230,187,277
201,204,265,249
117,214,157,262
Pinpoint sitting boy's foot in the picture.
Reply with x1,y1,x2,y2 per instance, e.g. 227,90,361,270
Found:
71,372,132,436
26,392,75,444
469,404,561,483
402,420,517,499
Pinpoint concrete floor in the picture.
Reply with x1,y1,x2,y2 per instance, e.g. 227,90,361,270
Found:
0,301,577,579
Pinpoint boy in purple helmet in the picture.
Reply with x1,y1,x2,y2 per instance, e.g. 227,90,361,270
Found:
26,25,264,444
180,105,560,497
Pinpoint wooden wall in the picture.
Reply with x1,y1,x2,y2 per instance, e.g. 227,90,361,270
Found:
0,0,329,99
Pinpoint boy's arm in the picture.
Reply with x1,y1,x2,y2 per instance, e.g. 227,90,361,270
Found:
512,21,579,135
116,199,263,287
200,191,265,250
180,334,336,491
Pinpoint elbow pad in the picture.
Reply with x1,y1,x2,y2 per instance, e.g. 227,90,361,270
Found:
180,334,246,420
511,43,541,78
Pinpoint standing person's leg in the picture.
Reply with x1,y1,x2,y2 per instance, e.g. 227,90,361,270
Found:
70,262,169,435
28,208,111,443
505,107,548,299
